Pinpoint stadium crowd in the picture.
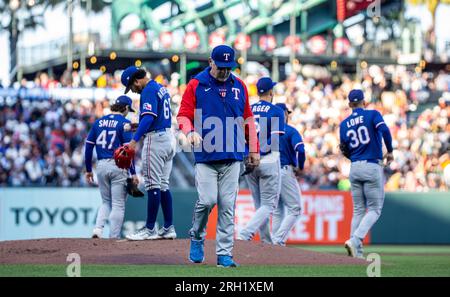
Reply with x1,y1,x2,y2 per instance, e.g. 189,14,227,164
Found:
0,66,448,191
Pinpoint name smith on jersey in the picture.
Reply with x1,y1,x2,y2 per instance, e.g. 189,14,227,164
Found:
98,119,119,128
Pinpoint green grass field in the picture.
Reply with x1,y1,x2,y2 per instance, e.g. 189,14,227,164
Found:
1,245,449,277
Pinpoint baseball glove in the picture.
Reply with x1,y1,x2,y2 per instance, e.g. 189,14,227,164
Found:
339,143,351,159
241,156,257,176
126,178,144,197
113,145,135,169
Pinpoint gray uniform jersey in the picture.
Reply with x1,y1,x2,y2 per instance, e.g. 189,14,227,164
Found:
141,128,176,191
95,159,128,238
272,164,302,245
349,161,385,240
240,152,281,243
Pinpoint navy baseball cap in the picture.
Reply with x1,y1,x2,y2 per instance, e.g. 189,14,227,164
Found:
257,77,277,94
115,95,135,112
211,45,236,68
275,103,292,114
348,89,365,102
121,66,146,94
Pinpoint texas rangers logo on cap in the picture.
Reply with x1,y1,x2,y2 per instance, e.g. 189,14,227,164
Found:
211,45,236,68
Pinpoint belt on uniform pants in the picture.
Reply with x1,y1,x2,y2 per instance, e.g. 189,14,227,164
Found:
148,128,169,135
353,159,381,165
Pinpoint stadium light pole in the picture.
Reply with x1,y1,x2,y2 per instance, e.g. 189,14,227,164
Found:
180,52,187,86
272,54,279,82
241,46,247,78
80,0,92,75
67,0,74,71
267,17,279,82
289,0,296,67
8,0,20,83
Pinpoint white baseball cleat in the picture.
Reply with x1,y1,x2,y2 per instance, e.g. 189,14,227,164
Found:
126,227,160,241
344,239,357,257
158,225,177,239
274,241,286,247
92,228,103,239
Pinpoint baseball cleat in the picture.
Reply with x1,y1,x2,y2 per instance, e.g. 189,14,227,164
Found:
345,237,363,258
158,225,177,239
189,238,205,263
92,228,103,239
274,241,286,247
356,242,364,259
344,239,357,257
217,255,239,268
126,227,159,241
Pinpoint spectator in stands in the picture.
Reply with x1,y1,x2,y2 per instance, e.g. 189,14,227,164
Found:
0,67,448,190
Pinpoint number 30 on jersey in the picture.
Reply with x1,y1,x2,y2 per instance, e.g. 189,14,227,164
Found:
346,126,370,148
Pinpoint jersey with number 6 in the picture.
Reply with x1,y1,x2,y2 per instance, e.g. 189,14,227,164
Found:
86,114,132,160
339,108,387,162
139,80,172,130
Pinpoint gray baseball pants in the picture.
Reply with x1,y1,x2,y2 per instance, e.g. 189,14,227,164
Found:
241,152,281,244
349,161,385,240
95,159,128,238
141,129,176,191
272,165,302,245
190,161,241,256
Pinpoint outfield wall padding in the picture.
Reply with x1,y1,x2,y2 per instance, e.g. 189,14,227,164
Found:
1,188,449,244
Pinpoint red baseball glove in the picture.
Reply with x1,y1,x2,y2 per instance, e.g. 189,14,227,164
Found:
113,145,135,169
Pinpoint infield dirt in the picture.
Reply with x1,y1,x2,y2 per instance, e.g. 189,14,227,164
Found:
0,238,366,265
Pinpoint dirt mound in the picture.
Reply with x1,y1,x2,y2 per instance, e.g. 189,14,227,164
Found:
0,238,366,266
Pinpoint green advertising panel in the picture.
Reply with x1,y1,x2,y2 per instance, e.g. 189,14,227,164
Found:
371,192,450,244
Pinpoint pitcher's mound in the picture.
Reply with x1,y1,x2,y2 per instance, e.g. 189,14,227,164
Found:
0,238,366,265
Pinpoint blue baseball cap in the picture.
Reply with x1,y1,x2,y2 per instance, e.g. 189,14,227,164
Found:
121,66,146,94
275,103,292,114
115,95,135,112
348,89,365,102
211,45,236,68
256,77,277,94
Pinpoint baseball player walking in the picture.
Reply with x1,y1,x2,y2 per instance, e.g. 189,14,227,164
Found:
177,45,259,267
339,89,393,258
271,103,305,246
85,95,139,239
120,66,177,240
238,77,285,244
